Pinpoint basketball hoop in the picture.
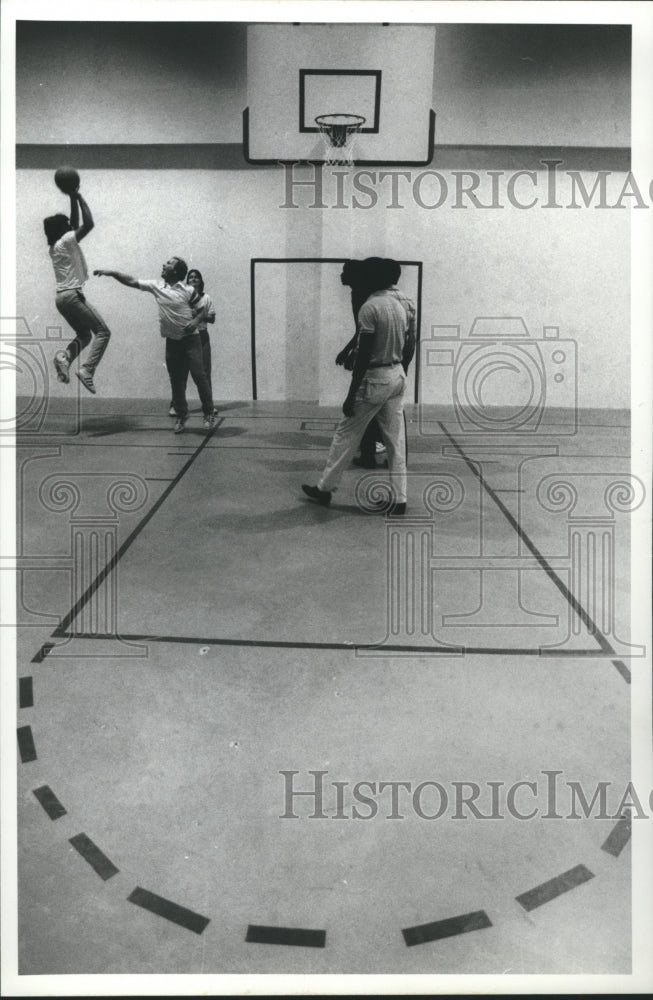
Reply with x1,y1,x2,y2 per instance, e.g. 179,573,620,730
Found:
315,113,366,165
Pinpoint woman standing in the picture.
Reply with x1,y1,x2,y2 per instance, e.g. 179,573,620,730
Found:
168,267,217,416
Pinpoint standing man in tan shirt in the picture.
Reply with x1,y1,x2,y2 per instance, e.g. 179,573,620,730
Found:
303,257,416,515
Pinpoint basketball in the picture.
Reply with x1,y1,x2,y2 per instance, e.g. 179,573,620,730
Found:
54,166,80,194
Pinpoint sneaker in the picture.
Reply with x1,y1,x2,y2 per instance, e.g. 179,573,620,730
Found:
203,414,216,431
213,407,219,416
375,441,386,454
53,351,70,384
173,416,187,434
168,403,176,417
302,484,332,506
75,367,96,394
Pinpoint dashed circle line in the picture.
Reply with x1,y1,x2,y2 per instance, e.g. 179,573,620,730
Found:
18,667,631,951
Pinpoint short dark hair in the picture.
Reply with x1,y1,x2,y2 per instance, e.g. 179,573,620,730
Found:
43,214,71,246
383,259,401,285
361,257,388,292
341,260,363,287
171,257,188,282
362,257,401,292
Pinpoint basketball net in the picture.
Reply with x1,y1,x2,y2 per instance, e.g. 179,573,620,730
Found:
315,114,366,166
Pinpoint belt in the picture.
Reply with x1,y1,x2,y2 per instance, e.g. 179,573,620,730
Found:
369,361,400,368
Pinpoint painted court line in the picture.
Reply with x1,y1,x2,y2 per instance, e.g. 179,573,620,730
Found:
439,423,631,681
128,887,210,934
31,643,56,663
19,676,34,707
50,420,223,640
33,785,67,820
611,660,631,684
515,864,594,911
402,910,492,947
246,925,326,948
55,629,629,659
17,725,37,762
300,420,339,431
69,833,119,880
601,812,632,857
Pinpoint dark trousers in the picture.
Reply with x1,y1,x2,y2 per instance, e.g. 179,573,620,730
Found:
359,418,382,463
199,329,213,398
169,330,213,410
165,334,213,418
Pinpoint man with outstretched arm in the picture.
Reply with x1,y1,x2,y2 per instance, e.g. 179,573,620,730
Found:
94,258,215,432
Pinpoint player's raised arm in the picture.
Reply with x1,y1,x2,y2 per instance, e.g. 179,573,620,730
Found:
69,191,80,232
73,191,95,242
94,269,139,289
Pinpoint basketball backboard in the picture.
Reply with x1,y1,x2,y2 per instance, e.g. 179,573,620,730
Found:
245,24,436,165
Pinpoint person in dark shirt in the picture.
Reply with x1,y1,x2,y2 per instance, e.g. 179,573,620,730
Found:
336,259,383,468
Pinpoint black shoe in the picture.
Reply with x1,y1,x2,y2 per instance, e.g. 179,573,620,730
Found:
302,484,332,506
352,456,377,469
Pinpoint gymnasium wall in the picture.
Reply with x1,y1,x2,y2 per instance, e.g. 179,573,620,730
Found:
15,21,632,408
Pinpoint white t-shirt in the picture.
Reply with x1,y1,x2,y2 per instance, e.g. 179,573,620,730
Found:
137,279,197,340
49,230,89,292
357,287,415,367
194,292,216,332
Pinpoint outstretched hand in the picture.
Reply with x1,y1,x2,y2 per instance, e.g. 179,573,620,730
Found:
93,269,107,277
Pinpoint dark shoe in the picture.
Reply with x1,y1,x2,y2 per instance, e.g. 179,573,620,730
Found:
352,456,377,469
302,484,332,506
54,351,70,384
75,367,96,394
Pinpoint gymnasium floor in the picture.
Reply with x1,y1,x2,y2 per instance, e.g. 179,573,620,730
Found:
14,395,636,977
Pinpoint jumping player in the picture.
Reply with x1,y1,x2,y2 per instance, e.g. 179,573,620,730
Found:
94,258,215,432
44,188,111,394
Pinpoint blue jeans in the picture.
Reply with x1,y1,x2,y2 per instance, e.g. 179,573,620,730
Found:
55,288,111,376
165,334,214,418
